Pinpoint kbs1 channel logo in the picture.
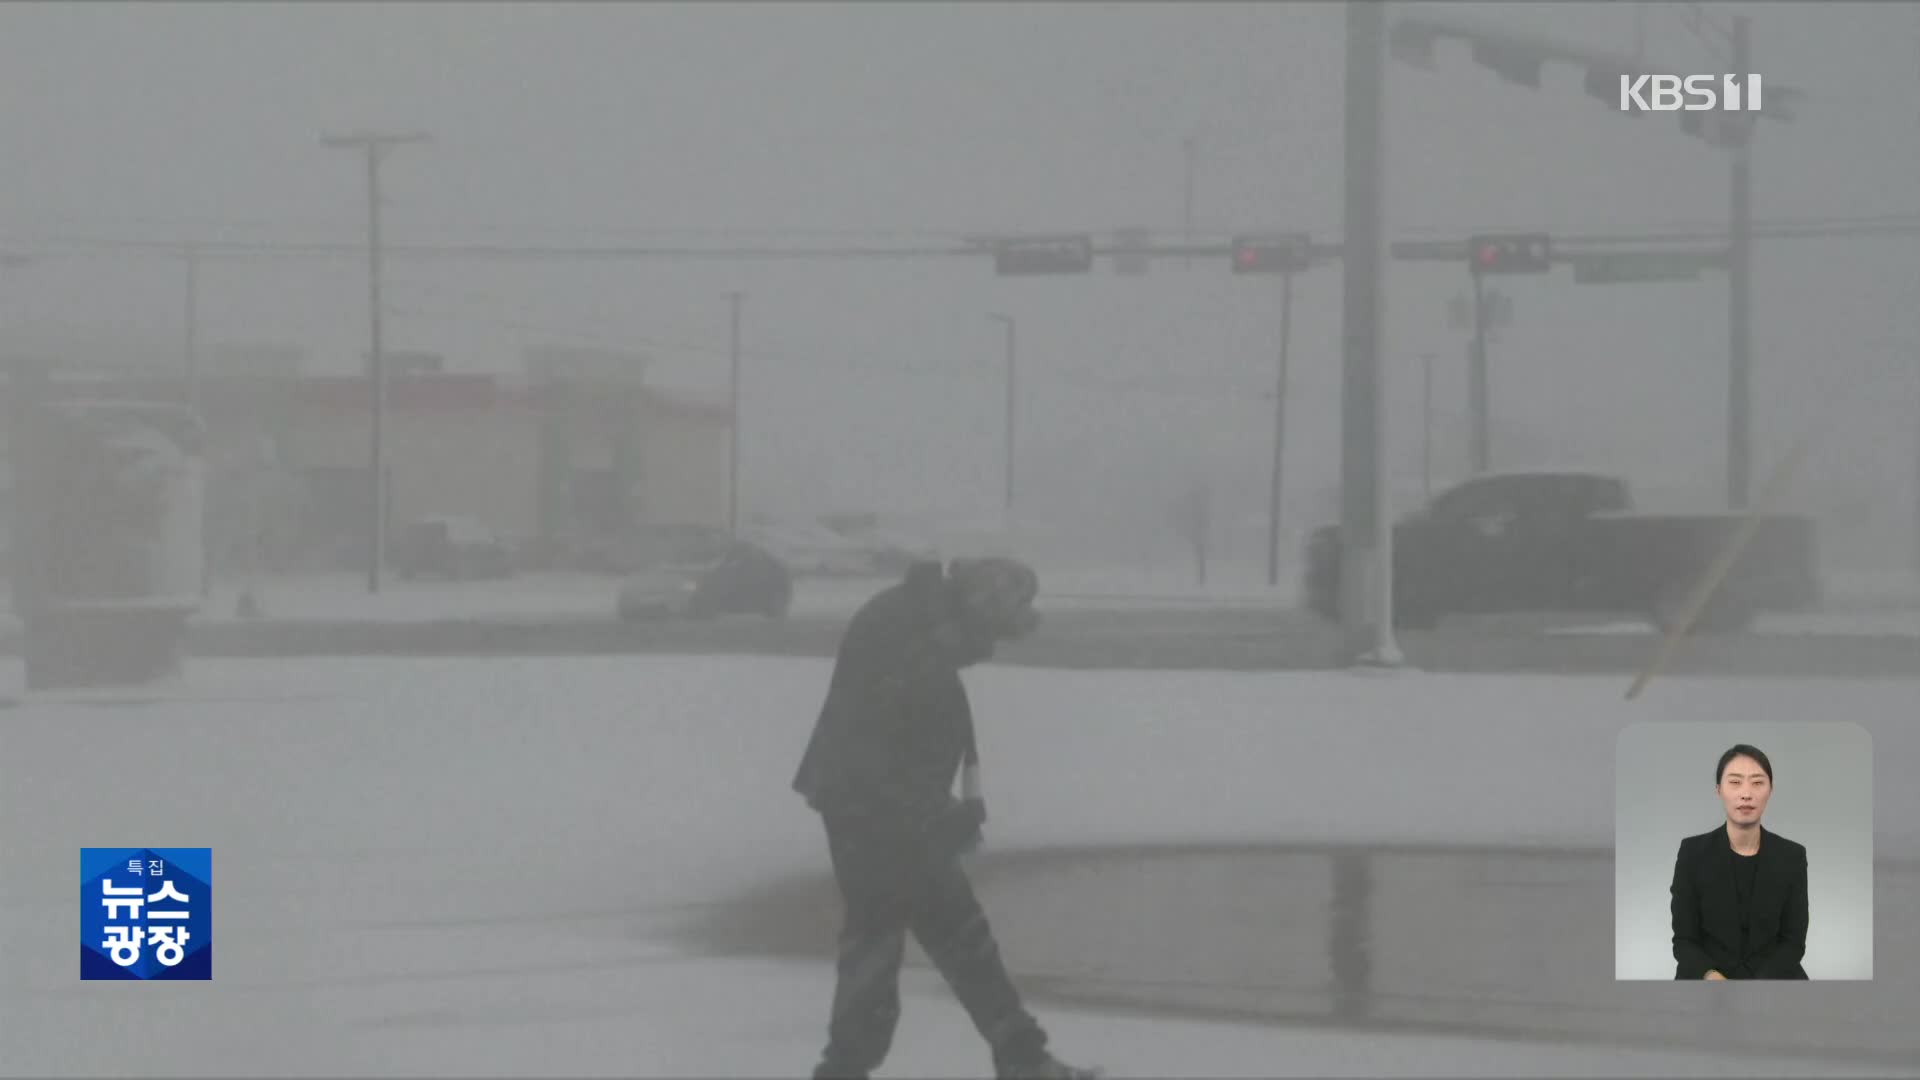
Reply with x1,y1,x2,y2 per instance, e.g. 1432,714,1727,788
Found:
1618,73,1763,113
81,848,212,981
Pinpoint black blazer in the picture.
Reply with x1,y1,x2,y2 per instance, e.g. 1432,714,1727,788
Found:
1670,823,1809,980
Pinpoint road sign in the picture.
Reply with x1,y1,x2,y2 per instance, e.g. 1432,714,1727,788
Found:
993,234,1094,276
1571,250,1726,284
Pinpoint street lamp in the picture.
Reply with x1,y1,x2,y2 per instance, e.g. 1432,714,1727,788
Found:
986,314,1017,513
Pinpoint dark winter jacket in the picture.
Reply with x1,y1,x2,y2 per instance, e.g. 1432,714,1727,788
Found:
1670,823,1810,980
792,561,994,832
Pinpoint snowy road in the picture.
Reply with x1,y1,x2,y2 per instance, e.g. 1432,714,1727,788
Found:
3,656,1917,1076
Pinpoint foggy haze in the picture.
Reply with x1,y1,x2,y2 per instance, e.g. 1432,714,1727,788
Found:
2,1,1916,564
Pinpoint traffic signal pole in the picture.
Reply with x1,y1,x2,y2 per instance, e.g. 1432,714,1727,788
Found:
1339,0,1403,667
1469,265,1490,474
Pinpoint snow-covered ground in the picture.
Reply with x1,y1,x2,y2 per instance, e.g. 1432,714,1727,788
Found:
3,657,1917,1076
26,560,1910,630
167,565,1303,626
1547,610,1920,638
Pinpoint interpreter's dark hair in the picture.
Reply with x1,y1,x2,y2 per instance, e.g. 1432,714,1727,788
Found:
1717,744,1773,785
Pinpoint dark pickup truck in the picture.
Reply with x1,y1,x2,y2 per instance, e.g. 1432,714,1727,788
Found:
1304,471,1820,632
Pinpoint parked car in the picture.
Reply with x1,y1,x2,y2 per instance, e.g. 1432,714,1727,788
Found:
391,516,517,580
1303,470,1820,632
616,538,792,621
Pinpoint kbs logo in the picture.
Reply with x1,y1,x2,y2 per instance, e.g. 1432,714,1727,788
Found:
1619,74,1763,112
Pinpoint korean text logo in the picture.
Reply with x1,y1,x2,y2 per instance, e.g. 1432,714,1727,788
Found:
1619,74,1762,112
81,848,211,980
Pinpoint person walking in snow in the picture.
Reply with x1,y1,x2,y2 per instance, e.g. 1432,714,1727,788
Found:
792,557,1097,1080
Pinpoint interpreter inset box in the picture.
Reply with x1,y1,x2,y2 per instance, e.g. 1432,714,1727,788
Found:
1615,723,1871,981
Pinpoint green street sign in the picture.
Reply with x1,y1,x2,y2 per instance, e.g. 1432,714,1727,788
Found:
1571,251,1727,284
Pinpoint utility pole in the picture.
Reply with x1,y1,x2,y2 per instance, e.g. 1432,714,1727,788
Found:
987,313,1017,512
322,130,429,594
1727,15,1754,510
1266,268,1295,587
1339,0,1403,667
726,290,743,537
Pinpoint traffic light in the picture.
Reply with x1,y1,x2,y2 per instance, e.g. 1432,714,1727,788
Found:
1468,233,1553,275
992,234,1094,276
1230,233,1313,275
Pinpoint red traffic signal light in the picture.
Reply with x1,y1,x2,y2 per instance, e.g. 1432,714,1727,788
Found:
1230,233,1312,275
1467,233,1552,275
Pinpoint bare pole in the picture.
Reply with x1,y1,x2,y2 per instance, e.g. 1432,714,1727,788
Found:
988,313,1017,512
726,290,743,537
1181,136,1198,269
322,130,429,594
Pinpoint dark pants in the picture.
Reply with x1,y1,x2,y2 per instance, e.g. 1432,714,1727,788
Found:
815,816,1046,1077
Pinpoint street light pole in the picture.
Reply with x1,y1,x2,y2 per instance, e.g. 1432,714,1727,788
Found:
1468,267,1490,474
727,290,743,537
987,313,1017,512
1266,269,1295,587
322,130,429,594
183,244,200,417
